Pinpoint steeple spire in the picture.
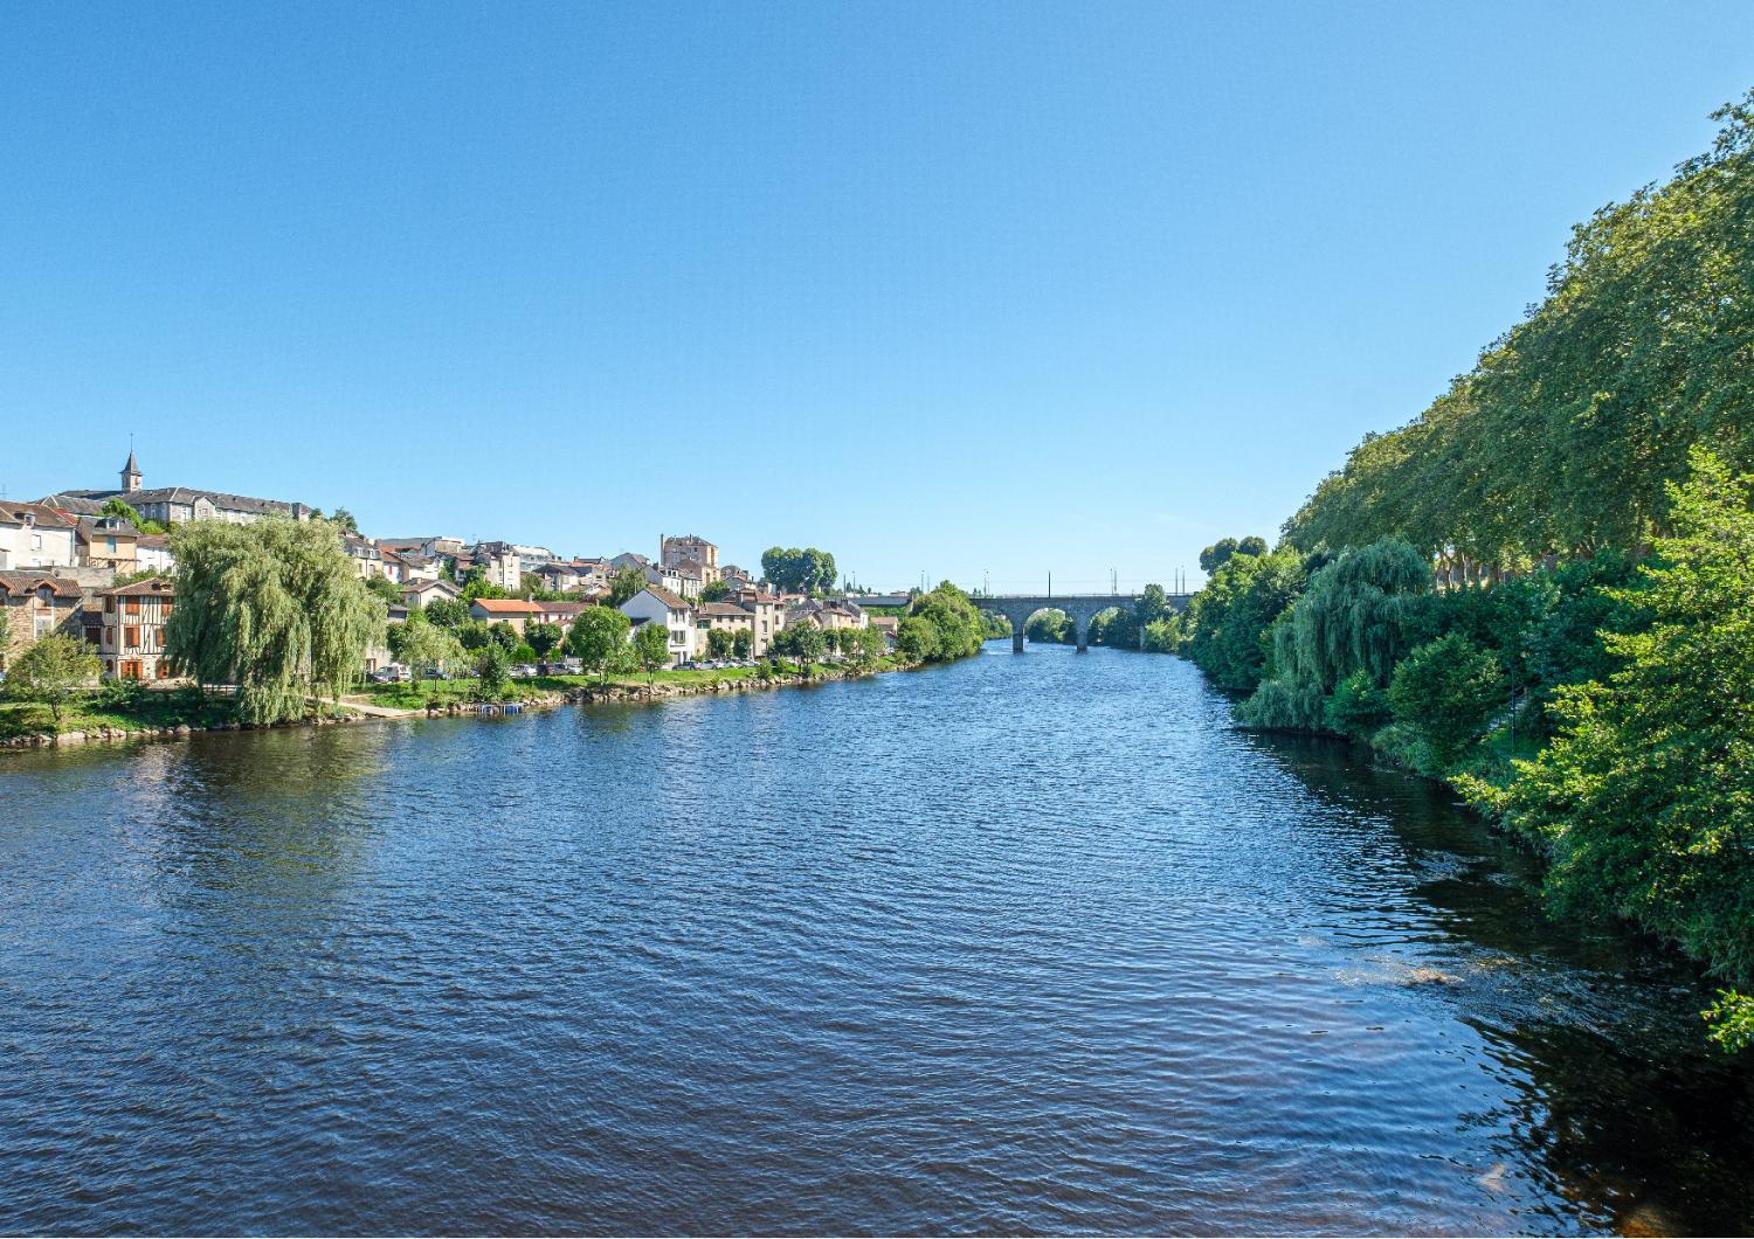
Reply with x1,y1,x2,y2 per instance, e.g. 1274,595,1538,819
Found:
121,437,142,493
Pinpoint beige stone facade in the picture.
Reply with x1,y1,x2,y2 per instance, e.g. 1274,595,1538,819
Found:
0,572,82,671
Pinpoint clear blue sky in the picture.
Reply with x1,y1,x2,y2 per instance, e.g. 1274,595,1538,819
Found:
6,4,1752,591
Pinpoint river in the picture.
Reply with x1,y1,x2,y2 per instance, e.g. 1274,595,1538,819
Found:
2,644,1750,1235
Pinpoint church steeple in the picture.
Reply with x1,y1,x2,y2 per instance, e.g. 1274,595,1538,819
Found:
121,440,142,494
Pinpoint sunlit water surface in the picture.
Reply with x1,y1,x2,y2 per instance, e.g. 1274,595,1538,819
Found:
3,645,1750,1235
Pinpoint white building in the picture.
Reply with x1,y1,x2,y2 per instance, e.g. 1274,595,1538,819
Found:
619,586,698,666
0,502,78,571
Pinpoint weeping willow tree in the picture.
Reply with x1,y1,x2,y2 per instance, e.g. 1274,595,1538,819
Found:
165,517,386,723
1240,538,1430,730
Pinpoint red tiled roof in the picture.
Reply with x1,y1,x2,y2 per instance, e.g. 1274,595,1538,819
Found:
470,598,544,615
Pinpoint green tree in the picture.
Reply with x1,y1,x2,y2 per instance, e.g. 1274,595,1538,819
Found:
1242,538,1428,728
525,621,563,661
1141,617,1178,653
700,580,729,601
608,565,647,606
474,643,512,699
389,614,465,691
1026,609,1074,644
456,620,492,650
1386,634,1504,768
330,507,359,534
99,497,165,534
1135,583,1169,627
633,619,671,682
364,574,402,605
165,517,386,724
760,546,838,594
1323,669,1392,741
1199,537,1240,574
488,622,519,652
784,623,826,672
706,628,735,659
7,633,100,727
424,596,469,629
1491,449,1754,1050
1182,546,1308,692
567,606,632,684
732,628,753,659
845,625,886,670
902,582,987,663
1282,93,1754,572
895,616,935,663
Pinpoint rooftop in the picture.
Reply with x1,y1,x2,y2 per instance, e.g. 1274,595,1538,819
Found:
104,577,176,597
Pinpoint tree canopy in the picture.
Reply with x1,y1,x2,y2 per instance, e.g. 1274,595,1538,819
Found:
567,606,631,683
761,546,837,594
164,517,386,723
7,633,100,725
1283,92,1754,570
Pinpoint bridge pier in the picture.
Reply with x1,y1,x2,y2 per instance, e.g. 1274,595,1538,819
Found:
1073,612,1088,653
1011,628,1025,654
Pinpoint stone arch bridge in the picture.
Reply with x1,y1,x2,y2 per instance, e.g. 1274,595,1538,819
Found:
973,592,1191,653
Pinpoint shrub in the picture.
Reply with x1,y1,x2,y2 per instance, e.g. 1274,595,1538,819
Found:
1324,669,1391,740
1387,633,1504,768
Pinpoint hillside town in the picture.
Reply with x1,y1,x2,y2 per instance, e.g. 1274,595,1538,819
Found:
1,451,897,682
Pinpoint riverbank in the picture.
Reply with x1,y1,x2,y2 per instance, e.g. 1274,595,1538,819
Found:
0,656,910,750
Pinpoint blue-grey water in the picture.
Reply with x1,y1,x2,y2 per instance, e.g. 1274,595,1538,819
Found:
3,645,1750,1235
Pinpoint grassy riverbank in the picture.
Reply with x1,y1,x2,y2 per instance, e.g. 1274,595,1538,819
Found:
1,656,909,743
352,657,905,710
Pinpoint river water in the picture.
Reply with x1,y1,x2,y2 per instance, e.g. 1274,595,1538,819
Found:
2,645,1750,1235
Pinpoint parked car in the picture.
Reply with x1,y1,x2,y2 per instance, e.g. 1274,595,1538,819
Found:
510,663,539,679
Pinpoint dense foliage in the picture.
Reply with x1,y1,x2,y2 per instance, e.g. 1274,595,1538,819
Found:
1282,93,1754,570
6,633,101,725
1165,94,1754,1050
895,582,987,664
1179,546,1306,691
165,517,385,723
760,546,838,594
1473,452,1754,1045
567,606,631,684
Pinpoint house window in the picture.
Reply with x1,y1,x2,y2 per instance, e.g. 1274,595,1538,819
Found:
124,626,140,649
125,598,141,615
35,615,53,638
106,537,117,553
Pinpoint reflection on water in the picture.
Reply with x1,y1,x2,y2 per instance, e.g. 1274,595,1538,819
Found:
1,648,1749,1235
